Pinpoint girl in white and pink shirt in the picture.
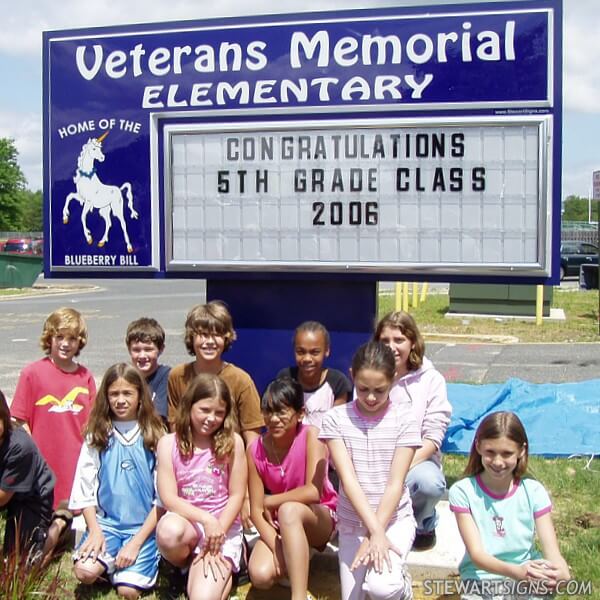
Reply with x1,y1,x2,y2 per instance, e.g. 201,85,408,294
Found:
374,311,452,552
320,341,421,600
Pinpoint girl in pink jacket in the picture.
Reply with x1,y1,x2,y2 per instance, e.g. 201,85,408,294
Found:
374,311,452,551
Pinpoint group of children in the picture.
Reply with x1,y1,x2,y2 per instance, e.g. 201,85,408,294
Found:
0,302,570,600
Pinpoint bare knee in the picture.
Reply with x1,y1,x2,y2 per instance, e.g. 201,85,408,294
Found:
117,586,140,599
156,514,188,551
73,562,102,585
248,562,276,589
277,501,305,527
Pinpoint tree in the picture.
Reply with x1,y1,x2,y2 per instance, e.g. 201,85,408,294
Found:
562,194,598,223
18,189,43,231
0,137,27,230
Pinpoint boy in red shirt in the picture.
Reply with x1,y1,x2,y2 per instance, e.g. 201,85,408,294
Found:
11,307,96,558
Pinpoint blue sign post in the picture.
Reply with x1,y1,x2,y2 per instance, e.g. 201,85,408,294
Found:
43,1,562,389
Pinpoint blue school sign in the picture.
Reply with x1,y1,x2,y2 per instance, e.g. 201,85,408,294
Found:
43,1,562,390
43,0,562,283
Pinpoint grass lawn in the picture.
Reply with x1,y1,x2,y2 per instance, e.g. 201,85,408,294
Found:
379,287,600,343
2,454,597,599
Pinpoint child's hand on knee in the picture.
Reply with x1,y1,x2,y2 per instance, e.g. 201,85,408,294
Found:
368,530,400,574
351,538,372,571
115,538,142,569
77,529,106,563
203,514,226,554
200,552,230,581
273,535,286,577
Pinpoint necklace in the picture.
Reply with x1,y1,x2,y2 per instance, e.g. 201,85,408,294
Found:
270,438,286,479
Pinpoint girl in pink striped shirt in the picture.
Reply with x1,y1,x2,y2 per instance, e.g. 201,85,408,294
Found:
320,341,422,600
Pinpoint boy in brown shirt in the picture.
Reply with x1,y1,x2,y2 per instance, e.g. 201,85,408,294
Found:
167,301,263,445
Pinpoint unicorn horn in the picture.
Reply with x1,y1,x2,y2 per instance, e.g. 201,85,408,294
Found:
96,130,110,144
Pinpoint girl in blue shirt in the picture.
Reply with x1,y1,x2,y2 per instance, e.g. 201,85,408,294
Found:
449,412,570,599
70,363,165,599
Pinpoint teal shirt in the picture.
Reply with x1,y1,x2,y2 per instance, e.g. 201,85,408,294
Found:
449,475,551,580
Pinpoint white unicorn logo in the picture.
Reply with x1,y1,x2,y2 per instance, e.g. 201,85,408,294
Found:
62,131,138,253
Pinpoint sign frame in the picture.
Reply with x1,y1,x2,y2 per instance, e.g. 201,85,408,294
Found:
160,114,553,277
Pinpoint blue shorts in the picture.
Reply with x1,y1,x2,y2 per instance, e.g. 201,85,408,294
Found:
75,524,159,590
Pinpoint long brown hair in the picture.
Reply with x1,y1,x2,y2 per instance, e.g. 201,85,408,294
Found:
463,411,529,479
174,373,236,461
84,363,165,451
373,311,425,371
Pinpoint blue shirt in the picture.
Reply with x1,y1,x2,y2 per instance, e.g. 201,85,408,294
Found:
70,423,156,534
449,475,552,580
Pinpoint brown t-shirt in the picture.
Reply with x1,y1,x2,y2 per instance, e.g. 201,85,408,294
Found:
167,361,263,433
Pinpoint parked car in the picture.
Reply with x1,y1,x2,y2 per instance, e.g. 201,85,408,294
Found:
560,241,598,279
3,237,36,254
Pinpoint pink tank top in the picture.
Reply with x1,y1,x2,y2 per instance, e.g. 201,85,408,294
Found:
250,424,337,512
171,434,235,520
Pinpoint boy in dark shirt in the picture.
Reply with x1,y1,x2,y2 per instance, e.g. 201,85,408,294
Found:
126,317,171,424
0,389,55,557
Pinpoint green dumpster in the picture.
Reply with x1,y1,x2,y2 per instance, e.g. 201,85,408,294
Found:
0,253,43,288
448,284,553,317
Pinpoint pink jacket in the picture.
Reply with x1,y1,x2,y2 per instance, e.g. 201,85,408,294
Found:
389,357,451,465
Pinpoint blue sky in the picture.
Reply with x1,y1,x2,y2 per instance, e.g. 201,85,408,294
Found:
0,0,598,198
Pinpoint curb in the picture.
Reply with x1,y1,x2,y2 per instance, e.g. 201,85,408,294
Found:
0,284,101,301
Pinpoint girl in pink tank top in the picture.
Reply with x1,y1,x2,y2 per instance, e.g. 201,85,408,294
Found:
156,373,247,600
247,377,337,600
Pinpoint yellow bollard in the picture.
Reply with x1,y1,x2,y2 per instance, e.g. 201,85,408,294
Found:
412,282,419,308
395,282,403,312
402,282,409,312
535,284,543,326
420,282,429,303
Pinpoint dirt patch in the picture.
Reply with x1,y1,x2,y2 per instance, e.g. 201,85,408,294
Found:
574,513,600,529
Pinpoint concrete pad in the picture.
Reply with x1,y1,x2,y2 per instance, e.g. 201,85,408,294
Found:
445,308,565,322
406,501,463,580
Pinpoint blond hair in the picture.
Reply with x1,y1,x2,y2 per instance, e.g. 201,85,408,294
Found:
40,307,88,356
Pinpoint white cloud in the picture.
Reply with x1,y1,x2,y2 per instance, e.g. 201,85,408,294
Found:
0,0,399,56
0,111,42,190
564,0,600,114
562,159,597,199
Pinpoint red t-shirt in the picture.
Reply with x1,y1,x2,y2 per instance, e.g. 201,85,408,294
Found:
10,357,96,508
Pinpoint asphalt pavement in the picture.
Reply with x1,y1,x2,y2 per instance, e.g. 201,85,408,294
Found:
1,277,598,398
426,339,600,384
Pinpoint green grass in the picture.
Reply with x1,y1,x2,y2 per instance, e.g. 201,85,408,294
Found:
379,288,600,343
0,288,33,296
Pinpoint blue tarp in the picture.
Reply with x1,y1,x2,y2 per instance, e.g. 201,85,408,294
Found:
442,378,600,457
